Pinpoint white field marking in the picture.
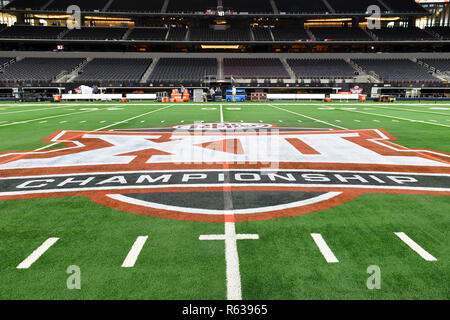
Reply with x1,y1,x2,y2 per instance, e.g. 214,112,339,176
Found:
0,109,99,127
161,120,165,123
80,120,87,123
0,105,72,115
121,236,149,268
335,120,341,122
339,108,450,128
108,192,341,216
268,104,348,130
59,121,67,124
4,102,450,108
39,121,47,124
394,232,437,261
354,120,361,122
88,104,174,132
373,120,380,122
4,168,448,180
430,107,450,110
23,104,174,153
4,184,450,198
372,105,450,116
220,104,224,123
311,234,339,263
100,120,106,123
200,223,259,300
16,238,59,269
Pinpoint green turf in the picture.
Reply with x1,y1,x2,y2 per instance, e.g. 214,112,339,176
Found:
0,101,449,300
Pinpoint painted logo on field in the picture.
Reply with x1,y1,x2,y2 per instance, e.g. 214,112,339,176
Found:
0,122,449,222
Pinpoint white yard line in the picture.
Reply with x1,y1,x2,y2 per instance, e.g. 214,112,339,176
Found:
199,223,259,300
32,104,174,152
0,105,73,115
311,234,339,263
95,104,174,131
16,238,59,269
0,109,99,127
371,105,450,116
339,108,450,128
268,104,348,130
197,105,259,300
394,232,437,261
121,236,148,268
220,104,224,123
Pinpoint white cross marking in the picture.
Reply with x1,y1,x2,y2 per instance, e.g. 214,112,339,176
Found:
199,222,259,300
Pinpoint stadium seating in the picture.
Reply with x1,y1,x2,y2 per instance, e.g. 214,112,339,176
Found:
106,0,165,12
45,0,109,11
189,26,251,41
370,27,436,41
223,58,289,79
64,27,127,40
148,58,217,81
275,0,329,14
381,0,428,13
0,25,65,39
222,0,274,14
426,27,450,40
127,28,168,41
326,0,387,13
419,59,450,74
252,27,273,41
271,27,310,41
75,58,152,83
287,59,357,79
0,58,85,82
0,57,14,68
309,27,372,41
166,0,217,13
167,27,187,41
352,59,438,82
6,0,48,10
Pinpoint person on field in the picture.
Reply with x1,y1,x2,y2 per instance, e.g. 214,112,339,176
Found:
180,84,186,94
232,85,237,102
215,87,222,101
209,87,216,102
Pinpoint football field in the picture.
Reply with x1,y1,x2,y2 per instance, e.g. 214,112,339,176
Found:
0,100,448,300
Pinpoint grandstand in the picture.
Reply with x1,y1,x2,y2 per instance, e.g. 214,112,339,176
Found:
0,57,84,83
75,58,152,83
309,27,372,41
352,58,439,83
223,58,290,79
148,58,217,82
0,1,447,97
287,59,357,79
